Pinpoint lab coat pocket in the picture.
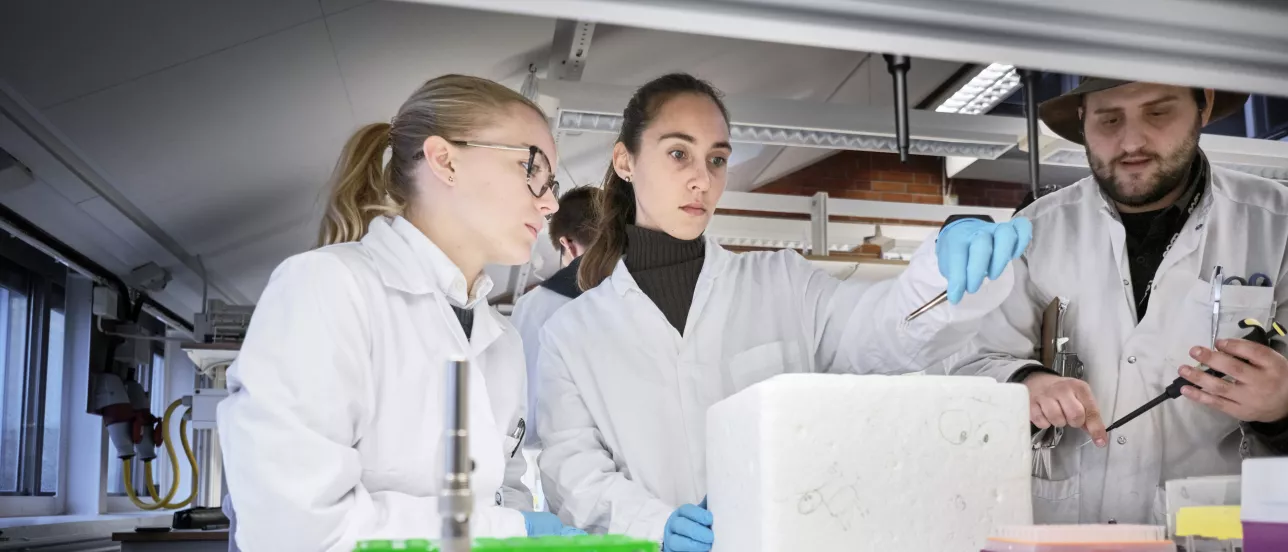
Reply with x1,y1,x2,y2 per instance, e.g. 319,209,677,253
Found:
1176,281,1275,361
1031,473,1081,524
727,341,796,393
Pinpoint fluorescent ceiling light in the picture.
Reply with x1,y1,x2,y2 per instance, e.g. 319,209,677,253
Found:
555,111,1015,160
1039,135,1288,182
937,63,1022,115
541,78,1024,161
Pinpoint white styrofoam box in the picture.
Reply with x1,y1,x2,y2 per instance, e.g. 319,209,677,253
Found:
1242,458,1288,523
706,374,1032,552
1164,475,1241,536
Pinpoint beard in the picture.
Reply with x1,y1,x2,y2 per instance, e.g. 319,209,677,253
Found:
1088,127,1200,208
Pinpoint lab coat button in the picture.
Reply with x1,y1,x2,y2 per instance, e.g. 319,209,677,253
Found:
495,491,503,505
1127,356,1137,364
1122,279,1130,286
1117,435,1128,445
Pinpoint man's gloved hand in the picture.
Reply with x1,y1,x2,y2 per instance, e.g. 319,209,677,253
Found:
662,497,714,552
936,217,1033,304
520,511,586,537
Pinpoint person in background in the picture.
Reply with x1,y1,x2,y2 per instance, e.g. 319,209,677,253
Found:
217,74,582,552
535,73,1033,552
952,78,1288,524
511,186,602,451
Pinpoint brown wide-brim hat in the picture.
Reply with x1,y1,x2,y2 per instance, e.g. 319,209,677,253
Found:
1038,77,1249,145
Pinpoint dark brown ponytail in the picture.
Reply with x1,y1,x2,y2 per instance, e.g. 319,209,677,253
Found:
576,73,730,290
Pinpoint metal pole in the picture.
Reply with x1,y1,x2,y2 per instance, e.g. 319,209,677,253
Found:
810,191,829,257
1020,69,1042,196
440,358,472,552
884,54,912,163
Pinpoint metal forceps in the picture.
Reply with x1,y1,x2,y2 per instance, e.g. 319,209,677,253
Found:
905,291,949,322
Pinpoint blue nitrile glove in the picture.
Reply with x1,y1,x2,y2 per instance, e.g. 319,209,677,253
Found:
936,216,1033,305
662,497,714,552
521,511,586,537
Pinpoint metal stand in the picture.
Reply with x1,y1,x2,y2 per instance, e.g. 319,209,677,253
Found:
440,358,472,552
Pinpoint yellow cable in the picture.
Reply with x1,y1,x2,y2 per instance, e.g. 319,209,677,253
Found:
138,400,189,509
123,459,164,511
124,398,203,511
165,417,199,509
145,460,161,501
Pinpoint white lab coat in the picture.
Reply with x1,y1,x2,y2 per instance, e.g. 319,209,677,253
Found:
952,166,1288,525
217,216,532,552
511,284,574,449
537,238,1013,540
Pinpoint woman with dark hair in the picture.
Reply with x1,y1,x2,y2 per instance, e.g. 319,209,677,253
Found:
534,73,1033,551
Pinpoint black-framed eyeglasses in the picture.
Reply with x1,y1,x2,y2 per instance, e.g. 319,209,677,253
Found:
446,141,560,198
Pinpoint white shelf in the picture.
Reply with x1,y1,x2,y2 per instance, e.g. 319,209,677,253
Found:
180,342,239,372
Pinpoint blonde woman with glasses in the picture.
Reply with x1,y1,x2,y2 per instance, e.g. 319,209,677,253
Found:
218,74,582,552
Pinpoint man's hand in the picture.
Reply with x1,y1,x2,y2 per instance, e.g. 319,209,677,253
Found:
1180,339,1288,423
1022,372,1109,447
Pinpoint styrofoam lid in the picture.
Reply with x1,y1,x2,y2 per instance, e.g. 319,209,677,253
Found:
1241,458,1288,523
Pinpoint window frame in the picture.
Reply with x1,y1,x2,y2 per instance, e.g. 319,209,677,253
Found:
0,247,68,517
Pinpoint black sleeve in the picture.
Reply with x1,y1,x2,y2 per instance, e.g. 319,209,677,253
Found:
1008,364,1058,384
1246,417,1288,454
941,214,995,229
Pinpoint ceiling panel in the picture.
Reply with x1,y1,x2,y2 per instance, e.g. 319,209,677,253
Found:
0,0,322,109
954,157,1091,188
748,57,968,189
42,20,353,262
0,110,98,204
0,181,142,274
581,25,862,100
76,196,181,268
326,1,558,125
203,219,316,301
322,0,377,16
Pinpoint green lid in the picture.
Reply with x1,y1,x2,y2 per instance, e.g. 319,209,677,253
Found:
355,534,657,552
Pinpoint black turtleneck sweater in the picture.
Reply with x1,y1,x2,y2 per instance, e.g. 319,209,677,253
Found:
452,306,474,340
623,225,705,335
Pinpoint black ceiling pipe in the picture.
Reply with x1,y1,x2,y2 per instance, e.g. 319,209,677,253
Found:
884,54,912,163
1019,68,1043,196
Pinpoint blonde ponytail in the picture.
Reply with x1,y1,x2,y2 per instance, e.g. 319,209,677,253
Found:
318,123,399,246
316,75,545,247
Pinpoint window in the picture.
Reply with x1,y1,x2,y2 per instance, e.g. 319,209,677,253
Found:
40,308,63,494
0,284,30,492
0,243,67,511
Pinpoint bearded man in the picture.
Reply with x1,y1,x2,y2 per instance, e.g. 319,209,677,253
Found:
952,78,1288,525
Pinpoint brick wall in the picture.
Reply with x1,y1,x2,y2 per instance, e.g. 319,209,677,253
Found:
950,178,1031,209
751,150,1029,211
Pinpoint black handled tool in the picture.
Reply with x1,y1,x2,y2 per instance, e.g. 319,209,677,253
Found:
1103,319,1285,433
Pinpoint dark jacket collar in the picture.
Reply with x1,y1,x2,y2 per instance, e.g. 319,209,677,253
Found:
540,256,583,300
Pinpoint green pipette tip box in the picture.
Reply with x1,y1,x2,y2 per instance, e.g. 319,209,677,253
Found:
355,535,659,552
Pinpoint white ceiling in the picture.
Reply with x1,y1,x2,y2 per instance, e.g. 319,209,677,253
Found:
0,0,979,319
